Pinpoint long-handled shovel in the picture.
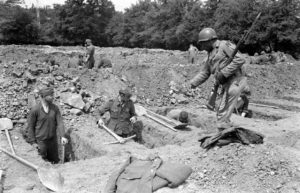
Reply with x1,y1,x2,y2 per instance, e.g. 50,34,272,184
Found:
144,107,189,130
103,135,136,145
135,105,177,132
60,144,65,164
0,147,64,192
98,124,135,144
0,118,16,155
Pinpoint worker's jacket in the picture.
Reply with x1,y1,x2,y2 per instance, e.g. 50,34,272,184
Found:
97,98,136,135
86,45,95,69
190,40,245,87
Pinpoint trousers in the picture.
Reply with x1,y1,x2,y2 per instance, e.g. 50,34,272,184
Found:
37,137,59,164
217,76,248,123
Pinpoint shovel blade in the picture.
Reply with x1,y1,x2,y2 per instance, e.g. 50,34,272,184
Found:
0,118,13,131
173,123,189,130
37,167,64,192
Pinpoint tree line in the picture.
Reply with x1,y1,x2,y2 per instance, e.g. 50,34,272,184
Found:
0,0,299,58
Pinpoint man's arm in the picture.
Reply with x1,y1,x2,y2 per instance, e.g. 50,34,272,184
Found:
220,42,245,78
189,61,211,88
95,100,114,121
55,106,66,138
27,108,37,144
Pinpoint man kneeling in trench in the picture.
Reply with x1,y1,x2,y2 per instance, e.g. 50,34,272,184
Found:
95,88,144,143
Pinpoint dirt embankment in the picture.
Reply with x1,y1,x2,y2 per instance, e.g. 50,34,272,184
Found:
0,45,299,193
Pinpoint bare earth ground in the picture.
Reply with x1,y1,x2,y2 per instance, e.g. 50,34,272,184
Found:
0,45,300,193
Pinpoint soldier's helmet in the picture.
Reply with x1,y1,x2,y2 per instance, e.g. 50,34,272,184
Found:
198,28,218,42
119,88,132,98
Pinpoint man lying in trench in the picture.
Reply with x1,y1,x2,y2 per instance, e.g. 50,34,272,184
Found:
95,88,144,143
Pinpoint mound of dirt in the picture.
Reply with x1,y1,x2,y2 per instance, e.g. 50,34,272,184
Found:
0,45,299,193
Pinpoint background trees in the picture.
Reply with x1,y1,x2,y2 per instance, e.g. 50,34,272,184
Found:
0,0,299,58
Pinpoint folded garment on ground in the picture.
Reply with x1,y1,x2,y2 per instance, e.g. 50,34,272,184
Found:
104,155,192,193
198,127,264,149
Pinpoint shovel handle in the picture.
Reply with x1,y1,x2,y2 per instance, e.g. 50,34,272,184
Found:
104,135,136,145
0,147,38,170
61,144,65,164
99,124,125,143
5,129,16,155
144,114,177,132
146,110,177,126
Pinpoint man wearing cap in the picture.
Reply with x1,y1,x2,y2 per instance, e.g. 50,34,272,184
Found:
185,28,248,126
166,109,203,129
84,39,95,69
96,88,143,143
27,88,68,163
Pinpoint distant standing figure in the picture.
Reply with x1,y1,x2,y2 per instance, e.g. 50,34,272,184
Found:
85,39,95,69
188,44,198,64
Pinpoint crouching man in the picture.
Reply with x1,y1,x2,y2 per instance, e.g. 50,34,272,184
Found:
95,88,144,143
27,87,68,164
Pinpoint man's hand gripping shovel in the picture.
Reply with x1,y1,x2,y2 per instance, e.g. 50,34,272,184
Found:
97,121,135,145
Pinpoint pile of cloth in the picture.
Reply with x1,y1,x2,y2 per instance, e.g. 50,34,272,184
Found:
105,155,193,193
199,127,264,149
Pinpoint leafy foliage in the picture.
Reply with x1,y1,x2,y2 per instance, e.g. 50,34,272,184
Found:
0,0,299,57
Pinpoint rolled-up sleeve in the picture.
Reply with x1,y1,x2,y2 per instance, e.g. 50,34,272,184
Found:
95,100,113,120
55,107,65,138
129,102,136,118
27,108,37,143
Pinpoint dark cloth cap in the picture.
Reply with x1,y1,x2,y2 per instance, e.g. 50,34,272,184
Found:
119,88,132,98
39,88,54,97
179,111,189,123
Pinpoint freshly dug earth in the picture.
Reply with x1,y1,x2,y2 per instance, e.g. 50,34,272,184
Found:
0,45,299,193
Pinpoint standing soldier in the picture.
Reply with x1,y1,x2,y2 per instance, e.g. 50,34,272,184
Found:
186,28,248,127
96,88,144,143
27,88,68,163
188,44,198,64
84,39,95,69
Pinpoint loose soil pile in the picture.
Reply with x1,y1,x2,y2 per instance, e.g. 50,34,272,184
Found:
0,45,299,193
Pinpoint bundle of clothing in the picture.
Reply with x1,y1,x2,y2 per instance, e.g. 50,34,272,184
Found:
105,155,193,193
199,127,264,149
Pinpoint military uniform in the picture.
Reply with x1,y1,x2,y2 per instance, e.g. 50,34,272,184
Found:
96,98,143,141
190,40,248,123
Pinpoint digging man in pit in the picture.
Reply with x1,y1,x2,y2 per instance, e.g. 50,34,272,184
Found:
96,88,144,143
26,87,68,164
184,28,249,128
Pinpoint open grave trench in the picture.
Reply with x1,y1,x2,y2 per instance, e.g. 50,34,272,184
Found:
61,95,300,163
61,115,187,162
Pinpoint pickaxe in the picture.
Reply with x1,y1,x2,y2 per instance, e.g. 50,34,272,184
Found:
98,123,135,144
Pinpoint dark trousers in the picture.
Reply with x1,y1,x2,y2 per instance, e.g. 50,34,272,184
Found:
37,138,59,164
119,121,144,143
